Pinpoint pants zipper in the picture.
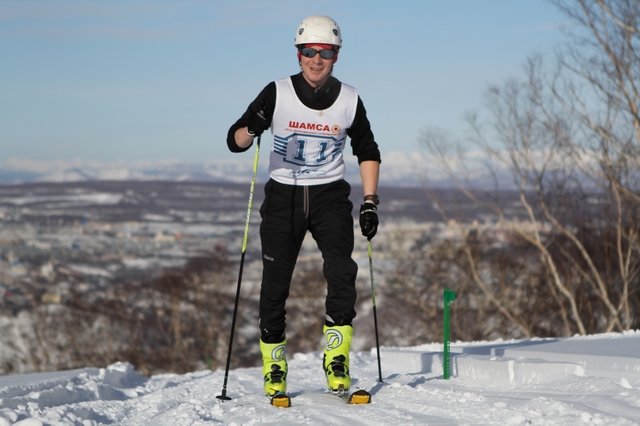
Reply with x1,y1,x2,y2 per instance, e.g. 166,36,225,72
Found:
304,186,310,219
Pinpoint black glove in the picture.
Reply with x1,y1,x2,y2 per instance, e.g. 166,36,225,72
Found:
359,202,378,240
247,103,269,137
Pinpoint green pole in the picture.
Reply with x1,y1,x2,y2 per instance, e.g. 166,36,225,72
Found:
443,288,456,380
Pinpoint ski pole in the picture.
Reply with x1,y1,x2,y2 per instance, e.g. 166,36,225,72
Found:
368,240,383,383
217,135,261,401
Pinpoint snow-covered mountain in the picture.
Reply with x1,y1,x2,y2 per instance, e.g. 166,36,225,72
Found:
1,331,639,425
0,152,430,188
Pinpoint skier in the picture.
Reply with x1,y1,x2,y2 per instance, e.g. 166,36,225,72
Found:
227,15,381,398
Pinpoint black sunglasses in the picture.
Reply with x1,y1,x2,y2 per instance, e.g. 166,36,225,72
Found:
299,47,336,60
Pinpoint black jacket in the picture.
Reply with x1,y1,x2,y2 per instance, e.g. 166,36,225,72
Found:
226,73,381,164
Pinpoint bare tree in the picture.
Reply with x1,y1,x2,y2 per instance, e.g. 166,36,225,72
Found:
420,0,640,338
549,0,640,330
382,218,569,343
0,246,249,376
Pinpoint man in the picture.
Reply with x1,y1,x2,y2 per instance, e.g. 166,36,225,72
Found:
227,15,381,398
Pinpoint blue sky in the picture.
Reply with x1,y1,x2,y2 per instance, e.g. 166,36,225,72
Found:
0,1,567,163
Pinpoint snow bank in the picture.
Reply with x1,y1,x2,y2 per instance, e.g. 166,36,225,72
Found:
0,333,639,425
0,363,147,425
384,330,640,386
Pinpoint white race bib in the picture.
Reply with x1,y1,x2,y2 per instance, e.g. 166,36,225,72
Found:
268,77,358,185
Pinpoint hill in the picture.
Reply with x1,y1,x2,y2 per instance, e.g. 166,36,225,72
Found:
0,331,639,425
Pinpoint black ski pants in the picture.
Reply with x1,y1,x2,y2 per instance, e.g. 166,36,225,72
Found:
258,178,358,343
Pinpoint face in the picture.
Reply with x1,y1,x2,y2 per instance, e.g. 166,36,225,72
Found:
299,44,337,88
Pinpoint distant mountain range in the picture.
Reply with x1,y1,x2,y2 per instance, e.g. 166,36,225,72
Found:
0,152,433,187
0,151,524,189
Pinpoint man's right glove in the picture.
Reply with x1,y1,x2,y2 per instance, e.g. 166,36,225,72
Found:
247,104,270,137
359,202,378,240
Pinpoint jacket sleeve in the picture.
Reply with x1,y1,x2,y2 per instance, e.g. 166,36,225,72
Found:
348,96,381,164
226,82,277,153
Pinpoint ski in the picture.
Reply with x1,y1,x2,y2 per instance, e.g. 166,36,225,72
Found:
331,388,372,405
328,383,372,404
347,389,371,404
268,389,370,407
269,392,291,408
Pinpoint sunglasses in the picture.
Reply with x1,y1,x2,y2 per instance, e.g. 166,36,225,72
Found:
299,47,337,60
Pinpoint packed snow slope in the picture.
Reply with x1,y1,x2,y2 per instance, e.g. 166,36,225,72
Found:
1,331,639,425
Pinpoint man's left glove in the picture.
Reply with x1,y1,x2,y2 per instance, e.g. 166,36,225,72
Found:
359,202,378,240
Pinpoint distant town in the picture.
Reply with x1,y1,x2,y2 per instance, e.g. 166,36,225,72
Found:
0,180,527,375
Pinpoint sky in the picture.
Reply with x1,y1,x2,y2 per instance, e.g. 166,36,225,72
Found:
1,331,639,424
0,0,569,164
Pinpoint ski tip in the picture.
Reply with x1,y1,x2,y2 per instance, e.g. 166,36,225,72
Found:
347,389,371,405
270,392,291,408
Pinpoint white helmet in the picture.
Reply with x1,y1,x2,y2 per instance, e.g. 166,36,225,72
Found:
294,15,342,48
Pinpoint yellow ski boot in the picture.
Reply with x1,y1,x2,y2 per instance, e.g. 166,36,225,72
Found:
260,339,288,398
323,325,353,395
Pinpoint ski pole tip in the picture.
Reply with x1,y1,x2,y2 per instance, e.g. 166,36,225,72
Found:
216,394,232,401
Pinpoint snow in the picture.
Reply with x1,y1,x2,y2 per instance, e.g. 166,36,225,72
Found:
1,332,639,425
66,265,113,279
0,193,123,207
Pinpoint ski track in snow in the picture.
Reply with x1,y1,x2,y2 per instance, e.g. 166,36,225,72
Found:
1,332,640,425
